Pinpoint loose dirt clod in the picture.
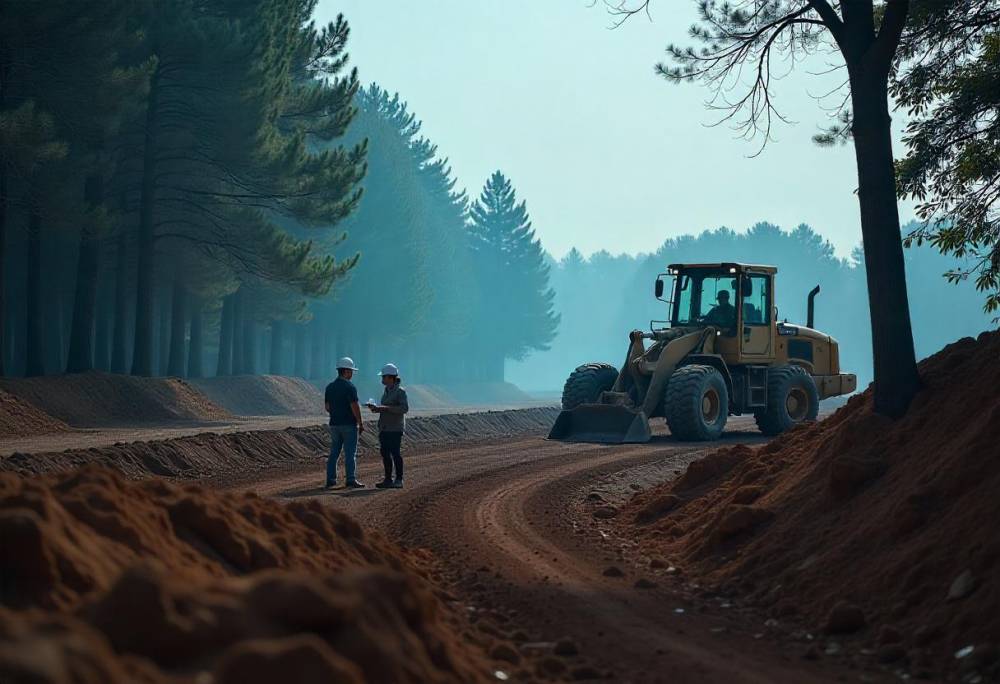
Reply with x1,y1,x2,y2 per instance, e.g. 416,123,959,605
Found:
0,466,491,682
622,330,1000,678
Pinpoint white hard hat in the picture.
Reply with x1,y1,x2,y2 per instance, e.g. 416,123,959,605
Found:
378,363,399,377
336,356,358,371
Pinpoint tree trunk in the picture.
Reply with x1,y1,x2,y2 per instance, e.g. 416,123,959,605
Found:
242,318,256,375
66,174,104,373
25,203,45,377
110,232,129,373
319,321,330,378
131,65,161,376
94,284,111,372
270,320,284,375
293,324,306,377
0,157,6,377
0,50,7,377
167,276,186,377
310,321,322,379
848,70,920,417
157,287,170,376
216,294,234,376
231,289,244,375
187,296,203,378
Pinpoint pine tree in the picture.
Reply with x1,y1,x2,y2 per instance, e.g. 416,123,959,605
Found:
468,171,559,381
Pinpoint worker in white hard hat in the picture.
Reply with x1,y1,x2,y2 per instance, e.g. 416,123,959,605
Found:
367,362,409,489
323,357,365,489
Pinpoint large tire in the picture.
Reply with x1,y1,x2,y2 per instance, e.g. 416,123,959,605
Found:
664,364,729,441
754,365,820,436
560,363,619,409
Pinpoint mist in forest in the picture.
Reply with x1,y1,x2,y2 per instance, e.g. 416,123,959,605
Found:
0,2,993,403
508,222,994,392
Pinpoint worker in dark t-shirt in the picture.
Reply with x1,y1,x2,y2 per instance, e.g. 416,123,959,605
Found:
323,357,365,489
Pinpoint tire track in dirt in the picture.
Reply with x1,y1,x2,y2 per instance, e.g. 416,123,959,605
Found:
240,417,869,683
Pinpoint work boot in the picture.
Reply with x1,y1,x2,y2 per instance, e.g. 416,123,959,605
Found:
375,478,393,489
346,480,366,489
392,478,404,489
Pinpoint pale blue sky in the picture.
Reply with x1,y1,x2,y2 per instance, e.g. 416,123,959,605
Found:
314,1,916,260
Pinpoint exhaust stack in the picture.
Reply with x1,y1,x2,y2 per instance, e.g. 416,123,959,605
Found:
807,285,820,329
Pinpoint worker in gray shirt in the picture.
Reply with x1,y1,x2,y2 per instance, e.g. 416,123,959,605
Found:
367,363,409,489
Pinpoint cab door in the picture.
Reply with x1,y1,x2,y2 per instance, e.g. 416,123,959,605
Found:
739,272,774,360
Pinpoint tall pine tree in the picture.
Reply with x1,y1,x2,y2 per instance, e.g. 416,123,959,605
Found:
468,171,558,381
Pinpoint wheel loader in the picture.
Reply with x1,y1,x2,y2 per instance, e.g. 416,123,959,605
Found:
548,263,857,443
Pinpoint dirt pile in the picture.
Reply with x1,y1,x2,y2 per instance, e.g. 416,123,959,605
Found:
190,375,324,416
1,407,561,480
0,390,70,438
0,372,232,427
0,466,491,682
624,330,1000,679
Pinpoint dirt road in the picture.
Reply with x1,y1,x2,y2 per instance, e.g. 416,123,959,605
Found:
234,415,874,683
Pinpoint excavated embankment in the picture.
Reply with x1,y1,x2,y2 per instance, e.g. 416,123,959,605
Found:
0,466,492,683
622,330,1000,680
1,407,560,480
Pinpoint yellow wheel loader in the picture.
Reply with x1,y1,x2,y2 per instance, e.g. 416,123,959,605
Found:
548,263,857,443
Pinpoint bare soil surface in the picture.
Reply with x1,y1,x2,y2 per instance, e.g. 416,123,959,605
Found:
0,372,232,428
1,409,560,482
0,405,556,457
0,467,494,683
227,412,877,683
0,389,70,438
189,375,325,416
620,330,1000,682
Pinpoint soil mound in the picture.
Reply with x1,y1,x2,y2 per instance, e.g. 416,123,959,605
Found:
0,466,490,682
190,375,324,416
1,407,561,481
0,390,70,438
623,330,1000,679
0,372,232,428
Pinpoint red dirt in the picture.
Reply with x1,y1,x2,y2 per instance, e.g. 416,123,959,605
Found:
189,375,324,416
0,466,491,683
0,372,232,427
622,330,1000,679
0,389,70,438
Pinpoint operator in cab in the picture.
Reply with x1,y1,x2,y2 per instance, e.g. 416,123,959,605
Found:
701,290,736,330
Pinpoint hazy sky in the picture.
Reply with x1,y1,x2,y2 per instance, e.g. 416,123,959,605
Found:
314,1,916,260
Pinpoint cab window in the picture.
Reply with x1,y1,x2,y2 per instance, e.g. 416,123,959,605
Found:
741,274,771,325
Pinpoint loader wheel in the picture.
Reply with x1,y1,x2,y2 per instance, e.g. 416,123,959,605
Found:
754,365,819,436
664,365,729,441
561,363,619,409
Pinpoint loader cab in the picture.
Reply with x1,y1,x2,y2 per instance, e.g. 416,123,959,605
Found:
666,263,776,363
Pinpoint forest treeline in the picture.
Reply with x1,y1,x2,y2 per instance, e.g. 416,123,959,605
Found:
508,221,994,391
1,1,996,399
0,0,558,395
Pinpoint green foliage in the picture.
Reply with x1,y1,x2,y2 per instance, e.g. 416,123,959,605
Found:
893,1,1000,314
469,171,559,362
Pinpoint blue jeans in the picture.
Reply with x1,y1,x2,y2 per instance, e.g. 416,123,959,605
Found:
328,424,358,484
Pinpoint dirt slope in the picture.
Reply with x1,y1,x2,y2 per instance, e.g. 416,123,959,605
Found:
0,372,232,427
0,466,491,683
0,389,70,438
1,407,561,480
622,330,1000,680
189,375,324,416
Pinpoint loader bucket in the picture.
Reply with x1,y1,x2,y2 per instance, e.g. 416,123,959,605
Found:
547,404,652,444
